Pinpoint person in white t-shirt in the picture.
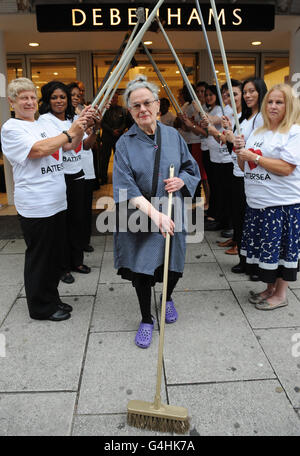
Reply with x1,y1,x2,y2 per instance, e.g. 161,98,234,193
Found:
159,97,176,127
39,81,95,284
1,78,87,321
68,82,102,253
226,77,268,278
234,83,300,311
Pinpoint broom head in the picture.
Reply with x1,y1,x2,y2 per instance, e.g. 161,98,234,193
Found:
127,399,190,434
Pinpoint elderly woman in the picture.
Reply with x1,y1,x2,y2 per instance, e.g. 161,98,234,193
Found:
1,78,87,321
234,83,300,310
113,75,200,348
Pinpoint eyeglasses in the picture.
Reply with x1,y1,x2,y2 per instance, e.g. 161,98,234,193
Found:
130,99,157,111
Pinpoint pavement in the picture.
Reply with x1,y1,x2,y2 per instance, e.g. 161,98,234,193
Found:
0,230,300,436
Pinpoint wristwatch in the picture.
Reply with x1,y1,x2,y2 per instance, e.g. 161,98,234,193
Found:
62,130,72,143
254,155,261,166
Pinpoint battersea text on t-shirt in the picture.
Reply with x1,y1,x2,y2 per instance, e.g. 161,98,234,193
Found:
38,113,84,176
1,118,66,218
244,124,300,209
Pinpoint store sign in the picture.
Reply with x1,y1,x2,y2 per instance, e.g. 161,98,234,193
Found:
36,3,275,32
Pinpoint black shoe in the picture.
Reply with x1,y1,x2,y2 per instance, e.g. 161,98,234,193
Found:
221,229,234,238
231,263,246,274
58,302,73,313
250,274,260,282
61,272,75,284
72,264,91,274
84,245,94,253
48,310,71,321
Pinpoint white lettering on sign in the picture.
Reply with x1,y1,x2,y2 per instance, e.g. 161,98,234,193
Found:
110,8,121,26
233,8,242,26
72,9,86,26
187,8,201,26
208,8,226,25
93,9,103,26
167,8,181,25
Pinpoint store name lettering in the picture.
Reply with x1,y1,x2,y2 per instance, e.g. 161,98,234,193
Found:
71,7,243,28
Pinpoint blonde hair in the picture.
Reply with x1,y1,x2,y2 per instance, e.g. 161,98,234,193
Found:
7,77,37,101
256,83,300,134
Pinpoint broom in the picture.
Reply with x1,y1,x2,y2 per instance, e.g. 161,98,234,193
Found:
127,164,190,434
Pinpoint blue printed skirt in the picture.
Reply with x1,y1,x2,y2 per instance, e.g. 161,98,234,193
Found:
240,204,300,283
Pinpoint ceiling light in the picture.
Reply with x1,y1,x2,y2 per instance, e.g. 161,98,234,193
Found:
53,72,58,75
29,42,39,47
144,41,152,45
176,70,180,74
251,41,262,46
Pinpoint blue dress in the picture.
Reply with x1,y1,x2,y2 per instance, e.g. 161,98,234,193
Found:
113,121,200,284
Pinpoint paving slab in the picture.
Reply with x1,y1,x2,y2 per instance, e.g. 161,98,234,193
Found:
254,327,300,408
92,283,149,332
0,254,24,285
0,239,26,254
58,268,100,296
0,296,93,392
204,231,228,250
231,282,300,329
77,332,167,415
99,252,123,284
0,392,76,436
105,234,114,252
213,250,248,282
72,414,172,436
0,284,22,327
168,381,300,436
185,239,215,263
155,263,230,292
90,235,106,246
157,291,274,384
83,244,104,268
0,240,8,251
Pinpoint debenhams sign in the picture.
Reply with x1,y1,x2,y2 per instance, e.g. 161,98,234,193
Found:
36,3,275,32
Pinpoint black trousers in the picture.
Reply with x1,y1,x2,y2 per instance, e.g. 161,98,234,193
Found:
83,179,95,247
213,162,233,229
100,141,115,183
18,210,66,319
231,175,246,256
202,150,217,219
63,174,85,271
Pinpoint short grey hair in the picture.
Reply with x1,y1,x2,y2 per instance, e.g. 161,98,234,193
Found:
124,74,159,108
7,77,37,101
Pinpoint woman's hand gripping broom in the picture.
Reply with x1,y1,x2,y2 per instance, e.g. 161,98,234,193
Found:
127,164,190,434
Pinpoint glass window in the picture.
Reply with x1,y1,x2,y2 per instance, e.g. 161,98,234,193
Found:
93,52,195,108
7,59,23,83
214,55,257,86
30,58,77,98
263,56,289,89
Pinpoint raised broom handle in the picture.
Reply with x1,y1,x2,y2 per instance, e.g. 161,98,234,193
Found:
154,164,175,410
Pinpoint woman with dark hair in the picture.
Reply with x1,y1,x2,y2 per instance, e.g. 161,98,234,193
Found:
202,85,233,236
229,77,268,279
38,81,93,283
67,81,101,253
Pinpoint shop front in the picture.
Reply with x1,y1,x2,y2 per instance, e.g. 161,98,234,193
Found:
0,1,299,207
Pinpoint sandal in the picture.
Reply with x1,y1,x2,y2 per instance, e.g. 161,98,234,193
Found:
135,318,155,349
255,298,288,311
248,290,274,304
160,295,178,324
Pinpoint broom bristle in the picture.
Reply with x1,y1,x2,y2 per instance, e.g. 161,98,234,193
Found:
127,411,190,434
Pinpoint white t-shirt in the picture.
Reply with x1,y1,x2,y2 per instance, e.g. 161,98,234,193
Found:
1,118,66,218
178,103,202,144
224,104,233,117
38,113,84,176
244,124,300,209
81,133,96,180
206,105,232,164
232,113,264,178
